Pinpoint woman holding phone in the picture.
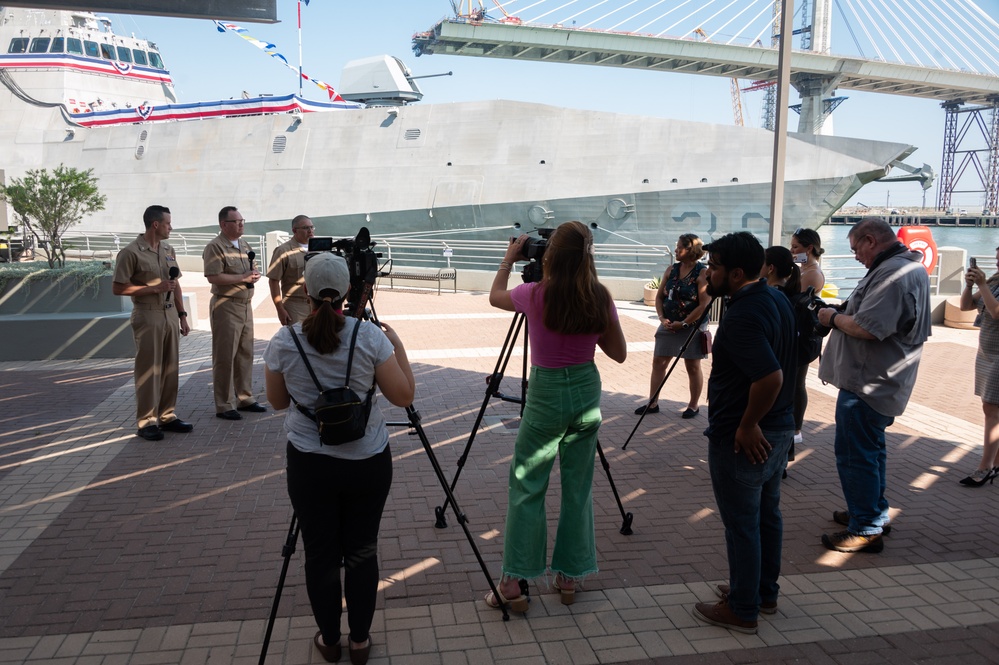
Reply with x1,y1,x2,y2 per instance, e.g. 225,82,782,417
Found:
959,248,999,487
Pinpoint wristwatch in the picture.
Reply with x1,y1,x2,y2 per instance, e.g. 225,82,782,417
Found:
829,312,839,330
178,311,188,318
681,321,690,329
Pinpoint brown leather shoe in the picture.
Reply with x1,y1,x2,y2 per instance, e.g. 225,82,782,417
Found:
715,584,777,614
313,631,341,663
692,600,758,634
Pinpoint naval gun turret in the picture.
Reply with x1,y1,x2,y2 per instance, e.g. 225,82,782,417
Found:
338,55,423,107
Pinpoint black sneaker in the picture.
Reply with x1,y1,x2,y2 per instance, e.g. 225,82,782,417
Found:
237,402,267,413
822,529,884,553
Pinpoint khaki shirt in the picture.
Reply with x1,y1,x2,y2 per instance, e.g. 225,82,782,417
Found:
266,238,308,300
113,235,181,306
203,233,254,299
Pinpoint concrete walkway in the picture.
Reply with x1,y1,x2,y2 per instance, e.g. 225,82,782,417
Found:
0,278,995,665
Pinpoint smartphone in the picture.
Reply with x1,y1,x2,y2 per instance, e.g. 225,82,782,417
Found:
971,257,978,269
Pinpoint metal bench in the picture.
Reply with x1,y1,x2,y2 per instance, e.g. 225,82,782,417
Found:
386,267,457,295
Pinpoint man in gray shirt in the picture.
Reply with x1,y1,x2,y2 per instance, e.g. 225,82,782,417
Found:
816,217,931,553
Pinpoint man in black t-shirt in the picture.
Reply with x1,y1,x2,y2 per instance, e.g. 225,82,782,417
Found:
690,232,797,635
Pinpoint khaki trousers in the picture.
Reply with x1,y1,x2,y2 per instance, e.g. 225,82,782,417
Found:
210,295,255,412
284,297,312,324
131,306,179,429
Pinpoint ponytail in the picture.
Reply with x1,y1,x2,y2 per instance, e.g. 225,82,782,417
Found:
302,295,346,354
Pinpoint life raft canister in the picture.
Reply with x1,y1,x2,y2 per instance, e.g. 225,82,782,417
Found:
896,225,937,274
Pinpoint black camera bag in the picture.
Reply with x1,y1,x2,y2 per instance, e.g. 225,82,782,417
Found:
289,321,374,446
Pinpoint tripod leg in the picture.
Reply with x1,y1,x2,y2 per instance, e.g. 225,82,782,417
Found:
259,514,301,665
595,441,634,535
435,313,525,528
622,300,715,451
408,406,511,620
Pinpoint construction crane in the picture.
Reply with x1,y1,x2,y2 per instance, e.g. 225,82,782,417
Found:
730,79,744,126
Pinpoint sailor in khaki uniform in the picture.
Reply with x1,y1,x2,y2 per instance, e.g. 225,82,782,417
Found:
113,205,193,441
203,206,266,420
267,214,314,325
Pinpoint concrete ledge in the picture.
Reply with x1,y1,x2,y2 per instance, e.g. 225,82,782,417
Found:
0,312,135,360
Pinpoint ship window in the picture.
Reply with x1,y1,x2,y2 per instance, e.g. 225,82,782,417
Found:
148,51,164,69
8,38,28,54
99,43,113,60
132,49,148,65
29,38,51,53
67,38,83,55
50,37,65,53
84,40,99,57
116,46,131,63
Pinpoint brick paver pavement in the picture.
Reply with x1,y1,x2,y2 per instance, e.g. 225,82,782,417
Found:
0,276,995,664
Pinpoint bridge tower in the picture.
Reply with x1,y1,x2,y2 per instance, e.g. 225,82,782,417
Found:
936,99,999,214
792,0,837,135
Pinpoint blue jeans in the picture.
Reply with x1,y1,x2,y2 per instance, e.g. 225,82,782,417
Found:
834,390,893,536
708,428,793,621
502,362,602,581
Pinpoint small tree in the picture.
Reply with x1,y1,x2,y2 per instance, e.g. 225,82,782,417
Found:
0,165,106,268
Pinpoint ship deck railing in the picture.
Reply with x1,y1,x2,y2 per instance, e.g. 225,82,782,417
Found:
37,231,985,301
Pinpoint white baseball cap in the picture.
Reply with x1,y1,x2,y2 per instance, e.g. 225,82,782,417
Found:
304,252,350,302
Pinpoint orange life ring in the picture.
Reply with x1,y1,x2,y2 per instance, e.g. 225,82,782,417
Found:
896,225,937,274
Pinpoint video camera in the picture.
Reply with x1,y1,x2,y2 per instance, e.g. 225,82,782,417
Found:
515,227,553,283
307,226,381,318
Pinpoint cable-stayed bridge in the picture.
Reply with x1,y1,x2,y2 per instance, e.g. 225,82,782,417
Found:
413,0,999,210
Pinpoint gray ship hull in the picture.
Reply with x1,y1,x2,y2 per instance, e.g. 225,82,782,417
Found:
2,97,910,242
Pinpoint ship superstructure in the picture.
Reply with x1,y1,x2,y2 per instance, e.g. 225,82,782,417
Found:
0,6,912,246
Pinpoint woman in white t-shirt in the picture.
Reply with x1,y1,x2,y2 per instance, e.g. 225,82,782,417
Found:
264,253,414,665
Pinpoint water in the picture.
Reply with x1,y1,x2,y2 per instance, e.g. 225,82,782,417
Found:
818,225,995,259
814,225,996,297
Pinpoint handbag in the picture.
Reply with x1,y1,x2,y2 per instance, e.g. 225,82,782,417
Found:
700,329,712,355
288,321,375,446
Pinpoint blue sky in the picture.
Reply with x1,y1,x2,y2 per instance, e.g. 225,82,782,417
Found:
107,0,999,210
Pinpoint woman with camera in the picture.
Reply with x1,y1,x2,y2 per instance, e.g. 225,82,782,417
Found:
636,233,711,419
263,253,415,664
958,249,999,487
485,221,627,611
788,227,826,454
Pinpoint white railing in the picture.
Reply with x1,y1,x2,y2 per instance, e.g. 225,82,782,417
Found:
28,230,984,299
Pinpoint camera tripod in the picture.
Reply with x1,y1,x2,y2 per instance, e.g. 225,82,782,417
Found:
433,310,635,537
259,319,515,664
623,298,716,451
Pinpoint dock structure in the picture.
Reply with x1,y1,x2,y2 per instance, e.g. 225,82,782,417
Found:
830,212,999,227
0,278,994,664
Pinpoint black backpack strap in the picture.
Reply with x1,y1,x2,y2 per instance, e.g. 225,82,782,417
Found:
289,329,324,393
290,321,364,420
342,318,362,388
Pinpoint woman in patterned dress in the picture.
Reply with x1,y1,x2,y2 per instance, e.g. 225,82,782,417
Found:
636,233,711,419
959,246,999,487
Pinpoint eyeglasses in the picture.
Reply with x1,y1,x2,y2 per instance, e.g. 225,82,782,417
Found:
222,218,245,225
793,227,806,235
294,225,315,231
849,234,873,254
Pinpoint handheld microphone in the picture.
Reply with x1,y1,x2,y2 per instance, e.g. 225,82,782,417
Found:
165,266,180,302
246,250,256,289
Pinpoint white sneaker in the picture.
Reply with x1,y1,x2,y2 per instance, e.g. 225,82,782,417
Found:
793,433,803,445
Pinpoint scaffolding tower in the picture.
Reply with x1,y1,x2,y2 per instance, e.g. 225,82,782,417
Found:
936,99,999,214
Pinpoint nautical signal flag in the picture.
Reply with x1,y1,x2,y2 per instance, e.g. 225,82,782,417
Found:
214,20,343,101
